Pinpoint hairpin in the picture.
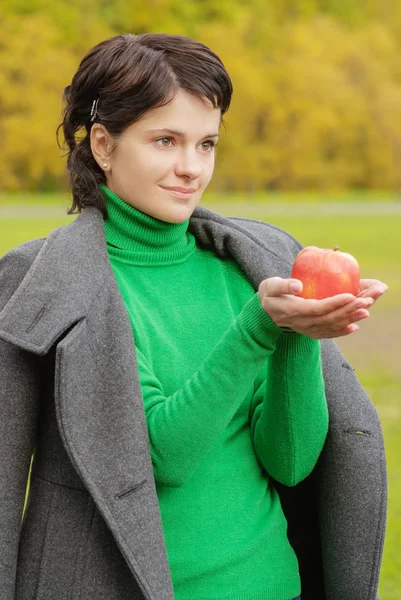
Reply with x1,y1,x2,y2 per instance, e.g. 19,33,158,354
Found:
90,98,99,122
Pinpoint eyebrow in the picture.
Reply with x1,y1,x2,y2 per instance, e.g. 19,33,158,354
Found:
145,128,220,139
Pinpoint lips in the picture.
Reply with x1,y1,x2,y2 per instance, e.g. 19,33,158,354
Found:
161,186,197,193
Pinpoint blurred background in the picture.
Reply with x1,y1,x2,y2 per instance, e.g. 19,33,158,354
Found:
0,1,400,598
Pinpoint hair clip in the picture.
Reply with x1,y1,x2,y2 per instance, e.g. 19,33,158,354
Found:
90,98,99,122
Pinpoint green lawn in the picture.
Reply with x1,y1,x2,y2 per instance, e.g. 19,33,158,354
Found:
1,197,399,600
1,189,401,206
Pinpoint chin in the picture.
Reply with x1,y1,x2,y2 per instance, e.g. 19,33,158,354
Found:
162,214,192,224
163,206,198,224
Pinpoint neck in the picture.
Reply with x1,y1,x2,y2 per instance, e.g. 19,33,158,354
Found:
100,183,196,265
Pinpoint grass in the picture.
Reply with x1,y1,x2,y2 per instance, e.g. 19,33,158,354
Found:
0,192,71,206
1,189,401,207
0,217,74,248
0,196,400,600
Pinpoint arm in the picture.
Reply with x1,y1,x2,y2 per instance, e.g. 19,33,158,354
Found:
249,332,329,487
135,293,285,488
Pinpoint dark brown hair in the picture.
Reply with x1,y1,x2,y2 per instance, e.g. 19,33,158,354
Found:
56,33,233,216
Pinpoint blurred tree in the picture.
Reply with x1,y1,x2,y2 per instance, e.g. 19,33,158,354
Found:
1,0,401,192
0,9,110,190
199,14,401,192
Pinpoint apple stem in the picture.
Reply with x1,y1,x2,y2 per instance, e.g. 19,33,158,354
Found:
333,245,340,251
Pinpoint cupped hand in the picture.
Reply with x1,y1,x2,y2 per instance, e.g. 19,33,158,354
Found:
356,279,389,303
258,277,388,339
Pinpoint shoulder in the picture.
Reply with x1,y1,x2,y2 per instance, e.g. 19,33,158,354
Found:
0,237,47,273
0,237,47,310
0,210,95,301
225,215,303,262
191,206,304,265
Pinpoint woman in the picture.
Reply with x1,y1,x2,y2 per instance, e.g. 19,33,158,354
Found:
0,33,388,600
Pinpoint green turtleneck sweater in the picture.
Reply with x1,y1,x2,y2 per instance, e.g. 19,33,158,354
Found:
101,183,328,600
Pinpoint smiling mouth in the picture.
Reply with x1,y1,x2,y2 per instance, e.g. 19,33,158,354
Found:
160,187,196,199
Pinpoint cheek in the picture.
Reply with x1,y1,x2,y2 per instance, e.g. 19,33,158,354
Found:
122,148,162,178
143,148,173,170
204,159,215,183
200,152,215,174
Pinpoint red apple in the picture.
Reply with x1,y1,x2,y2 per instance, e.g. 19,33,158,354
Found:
291,245,360,299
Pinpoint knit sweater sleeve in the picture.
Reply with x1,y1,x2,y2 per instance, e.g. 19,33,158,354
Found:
136,292,282,487
136,292,326,488
249,334,329,486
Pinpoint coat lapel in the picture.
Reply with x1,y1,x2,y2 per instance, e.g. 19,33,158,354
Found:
53,300,175,600
0,208,109,354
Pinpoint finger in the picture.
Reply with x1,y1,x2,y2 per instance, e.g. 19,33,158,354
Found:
260,277,304,298
359,279,382,291
358,278,386,291
308,322,361,339
304,305,370,334
298,296,372,331
357,279,388,299
281,290,374,335
340,296,374,317
298,293,357,318
315,316,365,337
356,287,387,301
342,323,361,334
335,322,361,336
335,308,371,329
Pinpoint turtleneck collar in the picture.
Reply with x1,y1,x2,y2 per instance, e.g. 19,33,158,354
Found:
100,183,196,266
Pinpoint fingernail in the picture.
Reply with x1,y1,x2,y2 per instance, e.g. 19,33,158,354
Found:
290,282,302,293
356,300,368,308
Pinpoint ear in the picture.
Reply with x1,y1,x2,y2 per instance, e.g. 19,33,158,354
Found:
90,124,114,169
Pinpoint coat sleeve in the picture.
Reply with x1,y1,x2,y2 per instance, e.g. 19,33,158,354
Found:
0,241,44,598
316,338,387,599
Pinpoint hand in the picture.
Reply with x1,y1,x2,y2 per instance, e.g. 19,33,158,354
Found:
356,279,389,304
257,277,387,339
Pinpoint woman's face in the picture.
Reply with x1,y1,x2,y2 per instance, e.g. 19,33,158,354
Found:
92,88,221,223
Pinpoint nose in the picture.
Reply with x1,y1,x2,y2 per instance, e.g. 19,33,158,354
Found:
174,149,203,180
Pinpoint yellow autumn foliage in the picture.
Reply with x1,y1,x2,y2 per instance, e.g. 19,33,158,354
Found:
0,0,401,192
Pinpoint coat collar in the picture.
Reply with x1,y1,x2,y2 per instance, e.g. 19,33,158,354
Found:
0,205,295,355
0,207,110,354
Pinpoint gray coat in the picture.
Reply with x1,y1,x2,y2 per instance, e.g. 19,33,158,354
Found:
0,205,386,600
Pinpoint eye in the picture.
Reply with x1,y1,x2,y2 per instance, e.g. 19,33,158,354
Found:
154,137,217,152
202,140,216,152
156,137,173,148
